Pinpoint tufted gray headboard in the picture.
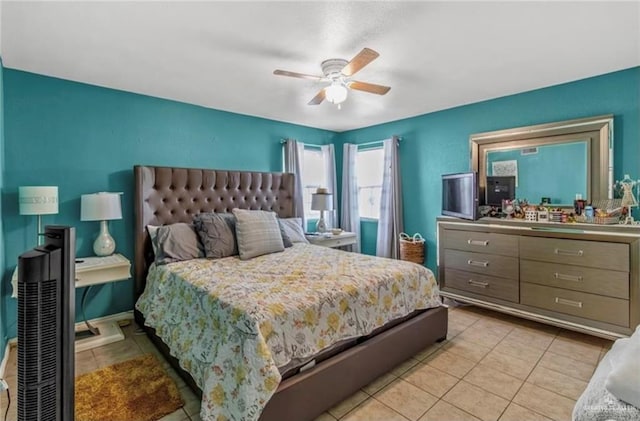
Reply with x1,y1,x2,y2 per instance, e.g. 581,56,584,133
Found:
133,165,297,299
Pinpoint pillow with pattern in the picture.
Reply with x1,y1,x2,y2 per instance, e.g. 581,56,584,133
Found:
232,209,285,260
279,217,309,243
193,212,238,258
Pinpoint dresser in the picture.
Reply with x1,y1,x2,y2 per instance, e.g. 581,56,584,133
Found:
437,218,640,338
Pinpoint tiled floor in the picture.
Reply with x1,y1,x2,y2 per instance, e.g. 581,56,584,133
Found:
0,304,613,421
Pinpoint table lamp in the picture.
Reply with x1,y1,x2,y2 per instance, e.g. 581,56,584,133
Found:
81,192,122,256
19,186,59,245
311,188,333,233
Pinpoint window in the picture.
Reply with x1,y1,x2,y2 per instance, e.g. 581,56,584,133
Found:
302,147,326,220
356,147,385,219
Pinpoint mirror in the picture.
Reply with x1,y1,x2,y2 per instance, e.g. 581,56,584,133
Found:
470,115,613,206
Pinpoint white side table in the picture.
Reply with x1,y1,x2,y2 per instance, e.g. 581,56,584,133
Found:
306,231,357,248
12,253,131,352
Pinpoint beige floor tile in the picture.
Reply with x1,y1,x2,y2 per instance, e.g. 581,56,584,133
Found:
419,399,481,421
374,379,438,421
463,365,523,400
414,342,443,361
179,384,201,417
5,346,16,378
92,337,143,367
499,403,552,421
557,329,613,348
362,371,398,395
513,383,575,421
538,351,595,381
313,412,337,421
473,317,516,335
402,363,459,398
391,357,421,376
512,319,561,336
424,349,476,378
328,390,369,419
503,327,555,351
442,337,492,362
447,320,469,339
527,365,588,400
157,409,190,421
547,337,601,365
458,327,507,348
493,337,545,363
75,349,99,376
342,398,408,421
479,349,537,380
449,309,482,328
442,381,509,421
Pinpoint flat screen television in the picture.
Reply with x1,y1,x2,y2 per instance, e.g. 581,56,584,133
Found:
442,172,478,220
485,175,516,206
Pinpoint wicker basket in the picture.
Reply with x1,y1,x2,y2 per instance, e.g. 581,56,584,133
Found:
593,216,621,225
399,233,425,264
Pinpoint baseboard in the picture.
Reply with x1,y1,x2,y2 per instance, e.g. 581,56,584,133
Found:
0,342,11,379
5,310,134,349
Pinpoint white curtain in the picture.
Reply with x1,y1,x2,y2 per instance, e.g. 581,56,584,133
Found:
284,139,306,229
376,136,404,258
321,144,337,229
341,143,361,252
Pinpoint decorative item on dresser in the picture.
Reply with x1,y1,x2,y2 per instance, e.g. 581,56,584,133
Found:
81,192,123,256
305,231,357,248
311,187,333,232
18,185,59,245
437,217,640,338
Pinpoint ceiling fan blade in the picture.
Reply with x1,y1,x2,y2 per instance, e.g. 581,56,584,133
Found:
348,81,391,95
308,89,326,105
273,69,324,81
341,48,380,76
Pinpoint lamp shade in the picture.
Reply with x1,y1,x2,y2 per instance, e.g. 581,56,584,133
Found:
311,192,333,211
81,192,122,221
19,186,59,215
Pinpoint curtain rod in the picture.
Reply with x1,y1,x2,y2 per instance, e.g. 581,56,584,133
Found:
355,136,402,147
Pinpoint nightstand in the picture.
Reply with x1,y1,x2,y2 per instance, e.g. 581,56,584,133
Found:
11,253,131,352
306,231,357,248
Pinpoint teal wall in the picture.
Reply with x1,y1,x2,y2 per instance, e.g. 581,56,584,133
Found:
1,69,335,339
337,67,640,271
486,141,588,205
0,59,6,359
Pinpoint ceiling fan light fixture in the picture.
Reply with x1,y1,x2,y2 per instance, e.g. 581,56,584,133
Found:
325,81,348,105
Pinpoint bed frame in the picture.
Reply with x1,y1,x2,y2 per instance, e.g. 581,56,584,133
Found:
133,165,448,421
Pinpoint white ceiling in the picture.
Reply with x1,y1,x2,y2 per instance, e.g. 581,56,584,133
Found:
2,1,639,132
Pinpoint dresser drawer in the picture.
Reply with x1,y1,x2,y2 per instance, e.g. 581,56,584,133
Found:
444,249,519,279
521,260,629,299
442,230,518,257
445,268,518,302
521,282,629,327
520,237,629,271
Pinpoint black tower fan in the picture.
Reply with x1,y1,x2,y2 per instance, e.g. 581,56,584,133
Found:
18,226,75,421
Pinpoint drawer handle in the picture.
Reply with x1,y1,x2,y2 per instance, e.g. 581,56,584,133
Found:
467,259,489,267
554,248,584,257
468,279,489,288
553,272,583,282
555,297,583,308
467,239,489,246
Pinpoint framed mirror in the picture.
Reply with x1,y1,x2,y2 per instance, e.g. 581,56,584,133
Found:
470,115,613,207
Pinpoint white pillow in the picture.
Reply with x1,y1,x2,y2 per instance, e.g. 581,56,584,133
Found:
605,326,640,408
280,218,309,243
232,209,285,260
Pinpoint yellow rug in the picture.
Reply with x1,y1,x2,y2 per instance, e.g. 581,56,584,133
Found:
75,353,184,421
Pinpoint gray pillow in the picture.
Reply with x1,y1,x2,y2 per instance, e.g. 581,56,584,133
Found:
278,220,293,248
193,212,238,258
280,218,309,243
232,209,285,260
154,223,204,265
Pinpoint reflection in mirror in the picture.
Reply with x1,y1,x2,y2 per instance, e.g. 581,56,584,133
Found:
470,114,613,207
486,140,588,205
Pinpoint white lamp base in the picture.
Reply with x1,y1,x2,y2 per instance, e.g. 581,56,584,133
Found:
316,210,329,233
94,220,116,256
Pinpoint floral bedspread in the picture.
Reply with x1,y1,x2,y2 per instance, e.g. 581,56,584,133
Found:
136,243,441,421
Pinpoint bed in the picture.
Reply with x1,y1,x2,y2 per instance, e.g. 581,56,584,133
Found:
133,165,448,421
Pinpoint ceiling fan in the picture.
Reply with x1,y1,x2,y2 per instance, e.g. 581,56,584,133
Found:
273,48,390,108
